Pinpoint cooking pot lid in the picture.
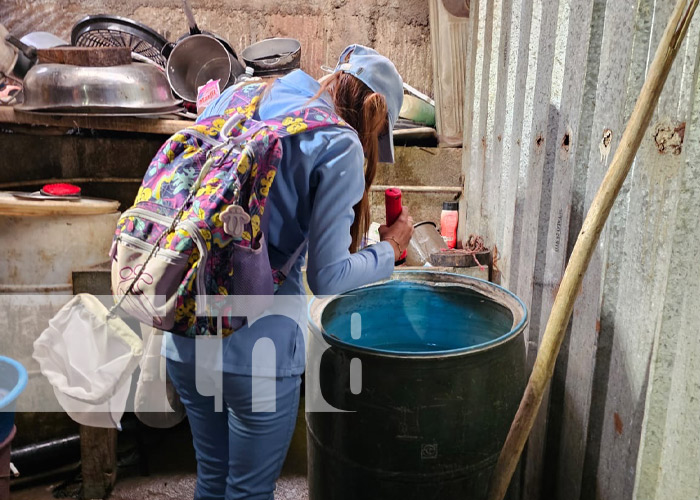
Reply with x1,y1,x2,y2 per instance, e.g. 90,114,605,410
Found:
0,191,119,216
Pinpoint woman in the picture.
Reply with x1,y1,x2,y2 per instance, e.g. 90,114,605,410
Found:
163,44,413,499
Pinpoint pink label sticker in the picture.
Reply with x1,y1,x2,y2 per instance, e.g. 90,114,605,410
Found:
197,79,221,115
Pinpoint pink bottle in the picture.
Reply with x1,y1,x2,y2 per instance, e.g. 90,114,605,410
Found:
440,201,459,249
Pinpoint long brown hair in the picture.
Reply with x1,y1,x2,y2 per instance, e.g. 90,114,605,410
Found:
314,72,388,252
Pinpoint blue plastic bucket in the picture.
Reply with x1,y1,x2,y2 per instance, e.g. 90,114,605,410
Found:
0,356,28,443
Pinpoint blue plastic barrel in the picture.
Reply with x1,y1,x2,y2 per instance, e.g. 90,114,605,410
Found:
0,356,28,443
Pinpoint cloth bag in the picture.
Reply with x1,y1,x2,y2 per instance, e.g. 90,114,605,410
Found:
134,327,186,428
33,294,143,429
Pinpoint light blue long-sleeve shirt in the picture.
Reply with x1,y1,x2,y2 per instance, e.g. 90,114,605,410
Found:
163,70,395,376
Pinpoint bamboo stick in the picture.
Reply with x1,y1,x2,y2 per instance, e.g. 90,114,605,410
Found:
486,1,700,498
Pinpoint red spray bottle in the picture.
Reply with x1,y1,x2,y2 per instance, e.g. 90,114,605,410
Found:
385,188,407,261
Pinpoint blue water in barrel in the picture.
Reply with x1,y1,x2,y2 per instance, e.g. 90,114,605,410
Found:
320,281,515,355
0,356,28,443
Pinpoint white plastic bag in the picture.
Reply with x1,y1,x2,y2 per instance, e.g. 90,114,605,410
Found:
33,294,143,429
134,327,186,428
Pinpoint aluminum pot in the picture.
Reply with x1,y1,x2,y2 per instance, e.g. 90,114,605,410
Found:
405,221,448,266
241,38,301,77
15,62,181,114
166,34,244,102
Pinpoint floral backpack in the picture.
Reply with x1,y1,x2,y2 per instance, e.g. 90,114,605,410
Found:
110,83,347,337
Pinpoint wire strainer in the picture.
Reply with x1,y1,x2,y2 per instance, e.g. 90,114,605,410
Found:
71,15,170,68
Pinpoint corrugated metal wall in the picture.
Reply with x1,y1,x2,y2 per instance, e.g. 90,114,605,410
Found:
459,1,700,499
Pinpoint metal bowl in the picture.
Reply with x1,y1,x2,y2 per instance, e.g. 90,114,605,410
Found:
15,62,182,114
241,38,301,77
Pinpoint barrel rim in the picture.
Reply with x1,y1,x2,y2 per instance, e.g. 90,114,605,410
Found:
0,356,28,409
308,271,528,358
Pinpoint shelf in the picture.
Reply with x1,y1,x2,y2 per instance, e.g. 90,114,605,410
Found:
0,107,190,135
0,107,441,142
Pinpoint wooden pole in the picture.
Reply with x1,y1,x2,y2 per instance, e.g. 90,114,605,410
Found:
486,1,700,498
80,426,117,499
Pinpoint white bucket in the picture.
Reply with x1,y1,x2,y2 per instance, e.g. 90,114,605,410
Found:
0,205,120,414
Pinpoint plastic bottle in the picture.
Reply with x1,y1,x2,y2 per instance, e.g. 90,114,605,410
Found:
234,66,256,85
385,188,407,261
440,201,459,249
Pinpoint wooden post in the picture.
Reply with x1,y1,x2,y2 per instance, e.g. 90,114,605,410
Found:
486,1,700,498
73,266,118,499
80,426,117,499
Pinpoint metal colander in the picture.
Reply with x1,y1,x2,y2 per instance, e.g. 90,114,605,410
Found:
71,15,170,67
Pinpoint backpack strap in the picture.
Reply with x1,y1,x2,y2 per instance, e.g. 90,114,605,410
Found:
200,81,350,143
202,85,349,281
263,107,347,279
267,106,350,139
223,82,268,118
199,83,270,141
279,238,309,277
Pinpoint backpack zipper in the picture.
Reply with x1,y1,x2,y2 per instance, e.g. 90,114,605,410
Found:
117,233,187,264
120,209,209,312
122,207,175,227
123,208,208,293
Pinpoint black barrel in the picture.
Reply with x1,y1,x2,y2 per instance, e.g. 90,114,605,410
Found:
306,271,527,500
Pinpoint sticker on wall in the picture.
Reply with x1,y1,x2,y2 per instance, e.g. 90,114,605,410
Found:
599,128,613,165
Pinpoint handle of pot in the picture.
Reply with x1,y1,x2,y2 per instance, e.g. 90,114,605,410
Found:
4,35,36,60
254,52,295,68
258,56,283,67
4,35,37,79
161,41,175,60
182,0,201,35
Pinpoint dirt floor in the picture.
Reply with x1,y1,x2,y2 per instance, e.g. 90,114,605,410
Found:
11,400,309,500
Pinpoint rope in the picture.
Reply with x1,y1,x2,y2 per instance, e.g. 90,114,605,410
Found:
464,234,487,270
491,244,500,277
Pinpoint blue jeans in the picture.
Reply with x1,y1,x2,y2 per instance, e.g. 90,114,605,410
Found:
167,359,301,500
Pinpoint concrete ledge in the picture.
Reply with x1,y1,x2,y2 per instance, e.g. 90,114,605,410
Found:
372,146,463,225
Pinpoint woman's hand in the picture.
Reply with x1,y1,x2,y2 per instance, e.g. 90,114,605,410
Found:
378,206,414,262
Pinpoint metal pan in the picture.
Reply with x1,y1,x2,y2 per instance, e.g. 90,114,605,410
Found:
241,38,301,77
15,62,181,114
71,15,171,68
161,0,244,100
